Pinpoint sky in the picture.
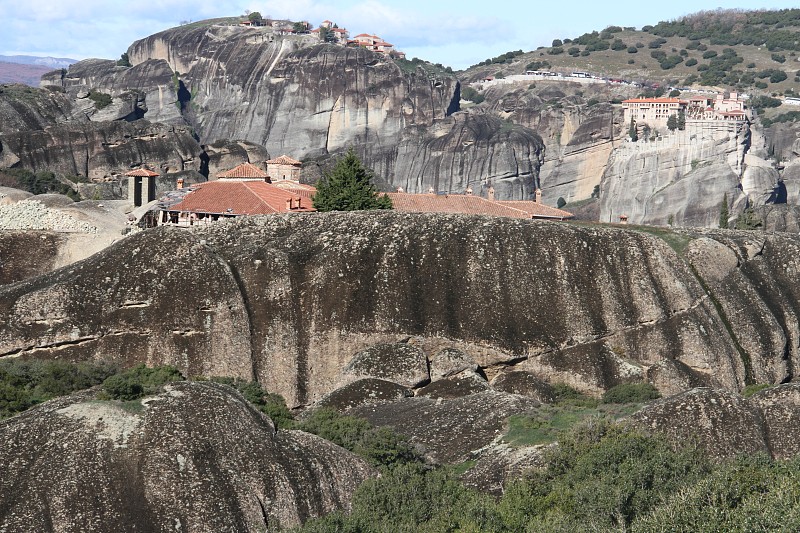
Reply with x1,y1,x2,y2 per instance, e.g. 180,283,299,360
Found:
1,0,799,70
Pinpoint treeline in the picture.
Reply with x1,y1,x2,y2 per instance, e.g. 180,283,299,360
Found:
646,9,800,51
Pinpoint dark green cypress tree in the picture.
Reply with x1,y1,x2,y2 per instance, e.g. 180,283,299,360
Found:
629,117,638,142
719,192,729,229
312,148,393,211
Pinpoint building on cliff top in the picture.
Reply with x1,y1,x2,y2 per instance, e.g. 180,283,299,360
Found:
146,162,315,227
623,92,748,130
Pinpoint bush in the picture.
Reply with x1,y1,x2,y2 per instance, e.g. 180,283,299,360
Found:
702,50,718,59
297,408,422,470
460,86,485,104
685,58,698,66
772,53,787,63
602,383,661,404
209,377,295,429
87,91,112,109
0,360,117,418
101,364,184,401
548,46,564,55
627,46,638,53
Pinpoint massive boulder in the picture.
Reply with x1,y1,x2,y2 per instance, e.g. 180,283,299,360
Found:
0,381,373,532
3,213,800,407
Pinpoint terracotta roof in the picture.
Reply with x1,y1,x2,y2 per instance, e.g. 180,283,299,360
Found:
386,193,573,220
495,201,575,219
272,181,317,198
217,162,269,179
169,181,315,215
266,155,302,166
622,98,685,104
125,168,159,177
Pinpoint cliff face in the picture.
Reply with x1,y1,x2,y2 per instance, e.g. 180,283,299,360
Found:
2,213,798,407
65,21,540,199
41,58,184,125
0,381,373,532
600,121,780,226
483,84,622,204
0,119,201,180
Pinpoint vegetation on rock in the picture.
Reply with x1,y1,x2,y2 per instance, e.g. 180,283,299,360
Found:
100,364,184,400
0,359,117,418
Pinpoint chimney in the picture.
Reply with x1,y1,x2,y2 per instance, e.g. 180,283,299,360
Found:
294,197,301,209
176,178,184,190
465,186,473,196
535,188,542,204
396,186,404,193
428,186,435,194
286,199,292,211
487,185,495,202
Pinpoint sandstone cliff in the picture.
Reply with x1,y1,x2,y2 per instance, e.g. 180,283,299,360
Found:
481,82,624,204
0,381,373,532
600,121,781,226
1,213,798,407
0,119,201,181
37,21,542,199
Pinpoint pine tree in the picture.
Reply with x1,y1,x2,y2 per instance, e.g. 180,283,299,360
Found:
719,192,729,229
312,148,393,212
629,117,638,142
677,109,686,130
667,114,678,131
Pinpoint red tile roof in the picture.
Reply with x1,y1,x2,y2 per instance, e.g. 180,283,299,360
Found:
622,98,684,104
272,181,317,199
169,181,315,215
125,168,159,177
386,193,573,220
266,155,302,166
495,201,575,219
217,162,269,179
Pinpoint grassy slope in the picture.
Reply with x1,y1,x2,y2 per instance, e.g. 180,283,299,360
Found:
462,14,800,95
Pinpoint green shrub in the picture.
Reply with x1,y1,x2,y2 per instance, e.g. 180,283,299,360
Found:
209,377,295,429
101,364,184,400
0,359,117,419
87,91,113,109
742,383,772,397
602,383,661,404
297,407,422,470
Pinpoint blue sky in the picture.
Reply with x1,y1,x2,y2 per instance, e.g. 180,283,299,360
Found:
1,1,799,69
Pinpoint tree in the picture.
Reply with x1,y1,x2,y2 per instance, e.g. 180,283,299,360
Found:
312,148,393,211
116,53,131,67
719,193,729,229
293,21,307,33
248,11,263,25
629,117,638,142
667,114,678,131
678,109,686,130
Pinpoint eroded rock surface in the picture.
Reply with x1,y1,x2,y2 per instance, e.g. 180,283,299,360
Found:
0,381,373,532
1,213,799,407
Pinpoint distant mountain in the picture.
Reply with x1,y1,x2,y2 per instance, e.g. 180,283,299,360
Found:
0,55,77,69
0,61,53,86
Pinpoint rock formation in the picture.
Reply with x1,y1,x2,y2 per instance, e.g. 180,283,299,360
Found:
0,381,373,532
632,384,800,460
0,119,201,181
601,121,780,226
35,21,543,199
2,213,799,408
